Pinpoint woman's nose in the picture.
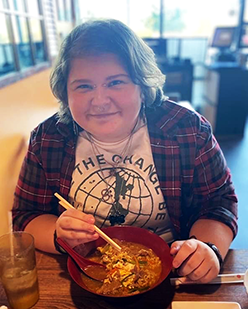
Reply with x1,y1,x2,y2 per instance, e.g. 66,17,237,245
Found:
91,87,111,111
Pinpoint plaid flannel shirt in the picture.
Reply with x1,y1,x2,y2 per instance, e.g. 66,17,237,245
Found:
12,101,238,239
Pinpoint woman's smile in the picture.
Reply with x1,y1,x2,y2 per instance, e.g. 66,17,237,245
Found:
88,112,120,118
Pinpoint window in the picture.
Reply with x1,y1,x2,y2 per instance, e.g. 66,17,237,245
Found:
240,0,248,47
56,0,72,22
162,0,240,38
79,0,240,39
0,13,15,76
56,0,65,21
65,0,72,22
74,0,81,24
12,15,33,69
244,0,248,22
0,0,48,80
129,0,160,37
79,0,160,37
26,0,40,16
11,0,25,12
29,18,46,63
79,0,128,23
2,0,8,9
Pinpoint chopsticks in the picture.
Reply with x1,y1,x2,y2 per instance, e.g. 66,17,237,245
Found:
54,193,122,252
170,273,245,286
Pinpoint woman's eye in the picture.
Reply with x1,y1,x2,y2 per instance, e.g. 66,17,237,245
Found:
108,80,125,87
76,84,93,90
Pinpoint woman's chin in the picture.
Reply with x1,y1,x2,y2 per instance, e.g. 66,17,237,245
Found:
91,130,128,143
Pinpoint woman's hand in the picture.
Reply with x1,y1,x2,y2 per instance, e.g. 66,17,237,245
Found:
55,209,99,248
170,238,220,283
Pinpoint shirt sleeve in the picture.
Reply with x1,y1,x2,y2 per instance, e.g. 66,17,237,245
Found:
187,116,238,238
12,129,58,231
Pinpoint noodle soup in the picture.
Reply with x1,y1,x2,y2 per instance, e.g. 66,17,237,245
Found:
81,240,162,296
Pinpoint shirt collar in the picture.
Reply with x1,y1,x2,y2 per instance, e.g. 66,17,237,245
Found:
146,100,191,138
55,116,75,139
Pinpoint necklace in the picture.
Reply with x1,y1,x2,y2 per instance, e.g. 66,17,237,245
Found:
85,116,143,175
87,127,134,199
85,118,143,225
89,133,134,172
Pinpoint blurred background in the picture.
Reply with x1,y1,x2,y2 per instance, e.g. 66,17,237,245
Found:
0,0,247,247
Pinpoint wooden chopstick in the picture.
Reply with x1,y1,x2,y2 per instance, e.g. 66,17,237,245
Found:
170,273,245,286
54,193,122,252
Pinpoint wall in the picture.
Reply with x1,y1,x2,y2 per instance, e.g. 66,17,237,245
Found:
0,69,58,137
0,69,58,235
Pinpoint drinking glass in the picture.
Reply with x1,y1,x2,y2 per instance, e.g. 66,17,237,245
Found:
0,232,39,309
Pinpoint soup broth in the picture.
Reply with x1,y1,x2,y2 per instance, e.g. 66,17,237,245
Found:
80,240,162,296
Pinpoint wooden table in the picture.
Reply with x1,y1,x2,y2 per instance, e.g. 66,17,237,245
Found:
0,249,247,309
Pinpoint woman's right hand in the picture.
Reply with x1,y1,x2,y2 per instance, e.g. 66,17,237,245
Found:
55,209,99,248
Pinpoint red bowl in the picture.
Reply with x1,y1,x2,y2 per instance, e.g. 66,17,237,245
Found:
67,226,173,297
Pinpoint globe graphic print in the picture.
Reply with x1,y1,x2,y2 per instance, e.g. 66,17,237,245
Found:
74,166,154,227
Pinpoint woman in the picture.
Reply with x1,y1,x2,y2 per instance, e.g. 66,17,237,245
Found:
12,19,238,283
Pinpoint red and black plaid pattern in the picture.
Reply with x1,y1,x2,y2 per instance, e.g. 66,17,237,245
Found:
12,101,238,239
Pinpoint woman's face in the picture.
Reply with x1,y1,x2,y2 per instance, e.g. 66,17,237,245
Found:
67,54,143,142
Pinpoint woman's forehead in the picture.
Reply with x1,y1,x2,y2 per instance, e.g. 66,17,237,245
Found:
69,54,129,75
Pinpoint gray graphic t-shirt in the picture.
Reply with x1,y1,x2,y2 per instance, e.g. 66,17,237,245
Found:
69,124,177,243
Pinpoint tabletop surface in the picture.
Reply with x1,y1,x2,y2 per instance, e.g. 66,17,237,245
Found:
0,249,247,309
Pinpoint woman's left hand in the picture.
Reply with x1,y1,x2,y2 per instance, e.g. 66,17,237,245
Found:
170,238,220,283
